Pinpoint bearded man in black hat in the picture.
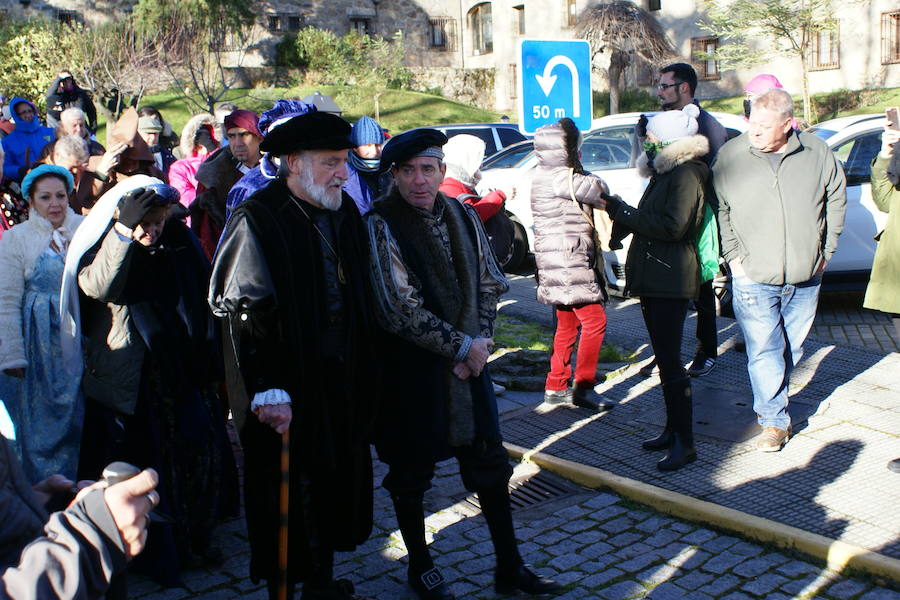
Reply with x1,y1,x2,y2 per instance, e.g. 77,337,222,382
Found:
209,112,378,600
365,129,562,600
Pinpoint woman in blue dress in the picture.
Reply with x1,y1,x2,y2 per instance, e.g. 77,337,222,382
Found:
0,165,84,482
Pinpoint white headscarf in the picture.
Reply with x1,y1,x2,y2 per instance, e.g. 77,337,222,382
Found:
442,134,486,188
59,175,163,375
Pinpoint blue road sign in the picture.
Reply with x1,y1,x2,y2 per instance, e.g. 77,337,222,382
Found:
517,39,593,135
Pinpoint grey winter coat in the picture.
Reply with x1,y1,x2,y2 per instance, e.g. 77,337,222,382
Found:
531,123,612,306
78,229,145,415
713,129,846,285
614,135,709,299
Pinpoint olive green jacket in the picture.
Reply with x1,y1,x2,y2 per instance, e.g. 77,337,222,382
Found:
862,155,900,314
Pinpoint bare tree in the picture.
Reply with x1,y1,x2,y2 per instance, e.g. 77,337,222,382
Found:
699,0,849,125
65,21,166,123
134,0,256,115
576,1,674,114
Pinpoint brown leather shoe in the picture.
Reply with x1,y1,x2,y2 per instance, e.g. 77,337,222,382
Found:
755,426,791,452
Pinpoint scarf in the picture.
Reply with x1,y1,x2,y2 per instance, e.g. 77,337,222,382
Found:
376,192,481,445
348,151,380,173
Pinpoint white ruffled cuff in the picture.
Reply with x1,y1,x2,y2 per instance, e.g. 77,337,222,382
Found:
250,389,291,411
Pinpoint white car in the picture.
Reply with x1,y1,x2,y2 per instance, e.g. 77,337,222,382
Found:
806,115,889,288
478,111,747,287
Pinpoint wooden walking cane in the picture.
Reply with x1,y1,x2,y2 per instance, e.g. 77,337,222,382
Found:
277,428,290,600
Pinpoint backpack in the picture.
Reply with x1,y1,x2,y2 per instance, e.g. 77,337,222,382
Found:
455,193,516,266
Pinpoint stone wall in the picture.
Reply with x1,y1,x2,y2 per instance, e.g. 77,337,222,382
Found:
409,66,494,110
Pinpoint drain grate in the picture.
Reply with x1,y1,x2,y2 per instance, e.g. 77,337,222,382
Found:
465,471,576,512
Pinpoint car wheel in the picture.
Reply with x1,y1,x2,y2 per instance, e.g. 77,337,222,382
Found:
503,215,528,272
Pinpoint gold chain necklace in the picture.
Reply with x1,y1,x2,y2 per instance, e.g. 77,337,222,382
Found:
288,195,346,284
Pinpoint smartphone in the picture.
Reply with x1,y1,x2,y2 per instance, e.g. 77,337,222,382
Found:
887,107,900,131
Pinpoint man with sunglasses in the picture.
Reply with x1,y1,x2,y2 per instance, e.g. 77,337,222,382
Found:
636,62,727,379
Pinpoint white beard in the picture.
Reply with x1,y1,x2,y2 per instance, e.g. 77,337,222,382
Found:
299,162,343,211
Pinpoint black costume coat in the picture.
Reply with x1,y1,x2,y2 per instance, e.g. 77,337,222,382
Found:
209,179,378,583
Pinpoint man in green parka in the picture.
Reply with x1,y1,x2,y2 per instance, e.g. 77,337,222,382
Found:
863,118,900,473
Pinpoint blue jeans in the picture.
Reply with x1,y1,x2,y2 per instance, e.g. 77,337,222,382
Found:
731,274,821,430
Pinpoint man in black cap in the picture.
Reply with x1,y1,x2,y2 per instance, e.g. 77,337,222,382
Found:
209,111,379,600
365,129,561,600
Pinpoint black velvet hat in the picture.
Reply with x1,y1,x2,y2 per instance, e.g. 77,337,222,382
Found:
259,111,354,156
379,128,448,173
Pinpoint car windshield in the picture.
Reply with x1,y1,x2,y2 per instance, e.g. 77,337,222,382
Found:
808,127,837,140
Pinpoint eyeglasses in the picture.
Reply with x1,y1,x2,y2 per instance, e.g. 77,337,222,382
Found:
656,81,683,91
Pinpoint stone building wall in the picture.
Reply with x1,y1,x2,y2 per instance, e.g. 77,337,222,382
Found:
409,66,494,110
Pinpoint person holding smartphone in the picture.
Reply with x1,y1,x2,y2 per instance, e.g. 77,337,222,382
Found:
862,109,900,473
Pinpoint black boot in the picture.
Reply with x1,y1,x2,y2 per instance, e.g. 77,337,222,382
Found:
642,428,674,451
642,378,679,451
656,378,696,471
478,487,562,596
391,494,456,600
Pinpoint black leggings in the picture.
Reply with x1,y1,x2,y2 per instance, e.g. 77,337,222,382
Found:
640,297,690,385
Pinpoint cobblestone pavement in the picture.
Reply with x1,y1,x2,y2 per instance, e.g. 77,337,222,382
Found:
498,275,900,560
129,275,900,599
811,292,898,354
132,457,900,599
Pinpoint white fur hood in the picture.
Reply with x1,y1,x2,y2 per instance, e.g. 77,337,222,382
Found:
637,135,709,178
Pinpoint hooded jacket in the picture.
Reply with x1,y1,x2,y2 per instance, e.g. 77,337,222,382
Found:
45,76,97,132
1,99,55,182
713,129,846,285
613,135,709,299
530,122,612,306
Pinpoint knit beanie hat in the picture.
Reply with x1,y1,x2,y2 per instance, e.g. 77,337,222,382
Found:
647,104,700,143
744,73,784,96
350,116,385,147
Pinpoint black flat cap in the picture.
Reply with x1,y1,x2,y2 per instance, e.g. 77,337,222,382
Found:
259,111,353,156
379,128,448,172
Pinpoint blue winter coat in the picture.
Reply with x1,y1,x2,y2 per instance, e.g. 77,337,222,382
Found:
1,99,55,182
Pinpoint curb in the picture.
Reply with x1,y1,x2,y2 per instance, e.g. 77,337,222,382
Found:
504,442,900,582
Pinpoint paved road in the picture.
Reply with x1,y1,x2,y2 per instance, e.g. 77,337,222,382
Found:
131,456,899,599
129,275,900,599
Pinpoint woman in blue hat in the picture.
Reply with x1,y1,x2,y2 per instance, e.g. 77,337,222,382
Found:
0,164,84,482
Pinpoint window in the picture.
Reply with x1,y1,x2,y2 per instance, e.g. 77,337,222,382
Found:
513,5,525,35
882,11,900,64
287,15,303,32
691,36,720,80
810,24,840,71
468,3,492,55
564,0,577,28
831,130,883,186
497,127,525,147
56,9,79,25
267,15,281,31
508,63,517,99
350,18,369,36
429,17,456,51
648,0,661,10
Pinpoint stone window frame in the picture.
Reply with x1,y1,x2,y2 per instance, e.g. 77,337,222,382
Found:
648,0,661,11
513,4,525,36
469,2,493,56
350,17,370,36
882,10,900,65
287,15,303,32
564,0,577,28
809,22,840,71
429,17,457,52
691,36,721,81
267,15,281,32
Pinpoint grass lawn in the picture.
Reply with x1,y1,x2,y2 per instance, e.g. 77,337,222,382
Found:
95,83,900,143
95,85,501,144
493,314,634,363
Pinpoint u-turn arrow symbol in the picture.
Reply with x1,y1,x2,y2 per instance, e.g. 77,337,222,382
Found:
534,55,580,118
